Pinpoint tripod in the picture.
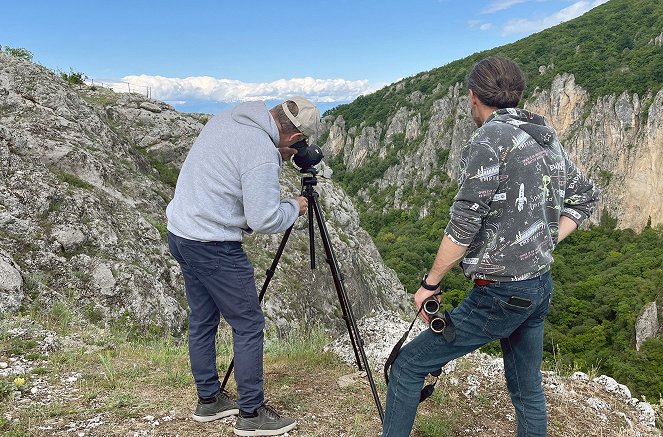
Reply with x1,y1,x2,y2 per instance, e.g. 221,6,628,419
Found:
220,168,384,422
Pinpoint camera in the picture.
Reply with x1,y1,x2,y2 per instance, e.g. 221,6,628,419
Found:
292,139,324,172
422,297,447,334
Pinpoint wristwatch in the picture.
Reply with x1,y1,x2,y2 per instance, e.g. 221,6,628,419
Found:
420,274,441,291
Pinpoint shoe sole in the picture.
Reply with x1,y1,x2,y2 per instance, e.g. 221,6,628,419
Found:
192,408,240,422
233,421,297,436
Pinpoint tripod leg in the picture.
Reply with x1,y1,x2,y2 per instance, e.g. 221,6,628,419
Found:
308,200,316,269
220,225,295,393
309,192,385,422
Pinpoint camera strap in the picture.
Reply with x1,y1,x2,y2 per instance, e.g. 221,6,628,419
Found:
383,293,455,403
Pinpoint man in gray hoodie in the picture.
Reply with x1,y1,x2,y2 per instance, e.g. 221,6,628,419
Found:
167,97,320,436
381,58,599,436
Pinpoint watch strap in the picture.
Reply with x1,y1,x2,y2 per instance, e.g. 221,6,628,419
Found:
420,274,441,291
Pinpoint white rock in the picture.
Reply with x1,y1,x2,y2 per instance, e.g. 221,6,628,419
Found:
636,401,656,427
593,375,632,400
570,371,589,381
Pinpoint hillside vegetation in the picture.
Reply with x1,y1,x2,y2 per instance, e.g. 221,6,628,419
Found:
325,0,663,401
327,0,663,129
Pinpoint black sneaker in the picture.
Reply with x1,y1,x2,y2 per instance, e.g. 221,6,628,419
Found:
233,404,297,436
192,391,240,422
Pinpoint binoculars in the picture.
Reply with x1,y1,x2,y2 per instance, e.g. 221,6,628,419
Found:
423,297,447,334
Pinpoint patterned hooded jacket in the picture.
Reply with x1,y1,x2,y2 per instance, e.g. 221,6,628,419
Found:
444,108,600,282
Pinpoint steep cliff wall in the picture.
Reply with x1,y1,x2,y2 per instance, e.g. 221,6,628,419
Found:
324,74,663,231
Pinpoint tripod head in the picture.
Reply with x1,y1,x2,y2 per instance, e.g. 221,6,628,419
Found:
299,166,320,196
299,166,319,176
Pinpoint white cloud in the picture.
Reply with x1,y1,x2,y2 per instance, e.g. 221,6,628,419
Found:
107,75,381,104
468,20,494,31
502,0,609,35
482,0,529,14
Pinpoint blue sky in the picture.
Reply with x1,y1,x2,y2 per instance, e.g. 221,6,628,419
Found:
1,0,608,114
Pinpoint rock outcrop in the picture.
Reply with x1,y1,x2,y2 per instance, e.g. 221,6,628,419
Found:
635,301,660,351
0,53,408,333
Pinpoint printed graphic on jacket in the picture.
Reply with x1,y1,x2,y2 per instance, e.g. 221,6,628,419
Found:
445,108,600,282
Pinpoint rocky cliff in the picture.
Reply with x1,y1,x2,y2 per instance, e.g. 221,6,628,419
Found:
0,53,408,333
324,74,663,231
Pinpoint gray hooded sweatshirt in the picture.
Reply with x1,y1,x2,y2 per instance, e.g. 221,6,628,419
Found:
166,101,299,242
445,108,600,282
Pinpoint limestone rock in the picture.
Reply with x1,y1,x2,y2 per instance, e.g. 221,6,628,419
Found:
328,71,663,231
0,52,410,333
0,251,23,312
635,301,659,351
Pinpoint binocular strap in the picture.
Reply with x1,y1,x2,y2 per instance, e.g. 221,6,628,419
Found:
384,293,455,403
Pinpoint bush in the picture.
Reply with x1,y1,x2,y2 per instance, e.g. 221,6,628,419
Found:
59,68,87,86
0,45,33,61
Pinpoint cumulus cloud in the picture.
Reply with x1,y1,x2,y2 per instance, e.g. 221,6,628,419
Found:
502,0,608,35
108,75,382,104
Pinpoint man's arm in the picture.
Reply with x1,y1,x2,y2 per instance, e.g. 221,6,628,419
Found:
560,149,600,227
242,162,300,233
557,215,578,243
416,133,500,320
415,235,467,321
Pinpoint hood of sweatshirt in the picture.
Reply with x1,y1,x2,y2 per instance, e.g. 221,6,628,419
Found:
231,101,280,146
486,108,555,147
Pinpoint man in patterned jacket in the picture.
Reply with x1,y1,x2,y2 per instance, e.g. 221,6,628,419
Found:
381,57,600,437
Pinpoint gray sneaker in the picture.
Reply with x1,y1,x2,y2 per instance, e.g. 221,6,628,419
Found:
192,391,239,422
233,404,297,436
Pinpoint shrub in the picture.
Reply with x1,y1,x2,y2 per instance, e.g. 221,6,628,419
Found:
59,68,87,86
0,45,33,61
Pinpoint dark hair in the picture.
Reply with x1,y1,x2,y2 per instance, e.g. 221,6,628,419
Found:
270,101,299,134
466,57,525,108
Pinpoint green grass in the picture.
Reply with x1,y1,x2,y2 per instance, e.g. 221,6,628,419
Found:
52,170,94,190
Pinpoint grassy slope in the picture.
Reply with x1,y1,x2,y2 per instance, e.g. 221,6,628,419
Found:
0,311,661,436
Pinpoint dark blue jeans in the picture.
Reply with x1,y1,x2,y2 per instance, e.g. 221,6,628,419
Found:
382,272,553,437
168,232,265,412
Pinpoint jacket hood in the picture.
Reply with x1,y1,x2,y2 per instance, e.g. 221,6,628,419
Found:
486,108,556,146
231,101,280,146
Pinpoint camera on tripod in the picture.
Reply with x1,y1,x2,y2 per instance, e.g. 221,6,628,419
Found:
292,139,323,173
423,297,447,333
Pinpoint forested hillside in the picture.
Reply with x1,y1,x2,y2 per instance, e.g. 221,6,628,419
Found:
326,0,663,128
323,0,663,401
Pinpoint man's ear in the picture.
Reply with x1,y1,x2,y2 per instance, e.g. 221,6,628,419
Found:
287,132,304,144
469,89,478,106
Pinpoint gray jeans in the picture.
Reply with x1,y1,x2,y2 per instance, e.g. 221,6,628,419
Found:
168,232,265,412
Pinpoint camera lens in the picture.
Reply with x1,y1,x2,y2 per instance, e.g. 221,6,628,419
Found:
430,316,446,333
423,298,440,315
293,143,324,170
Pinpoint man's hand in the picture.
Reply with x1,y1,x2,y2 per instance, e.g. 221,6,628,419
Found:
278,146,298,162
414,286,439,323
294,196,308,216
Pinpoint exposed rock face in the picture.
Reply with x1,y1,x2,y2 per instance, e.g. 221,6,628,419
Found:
527,74,663,231
635,301,659,351
0,250,23,312
324,73,663,231
0,53,408,333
